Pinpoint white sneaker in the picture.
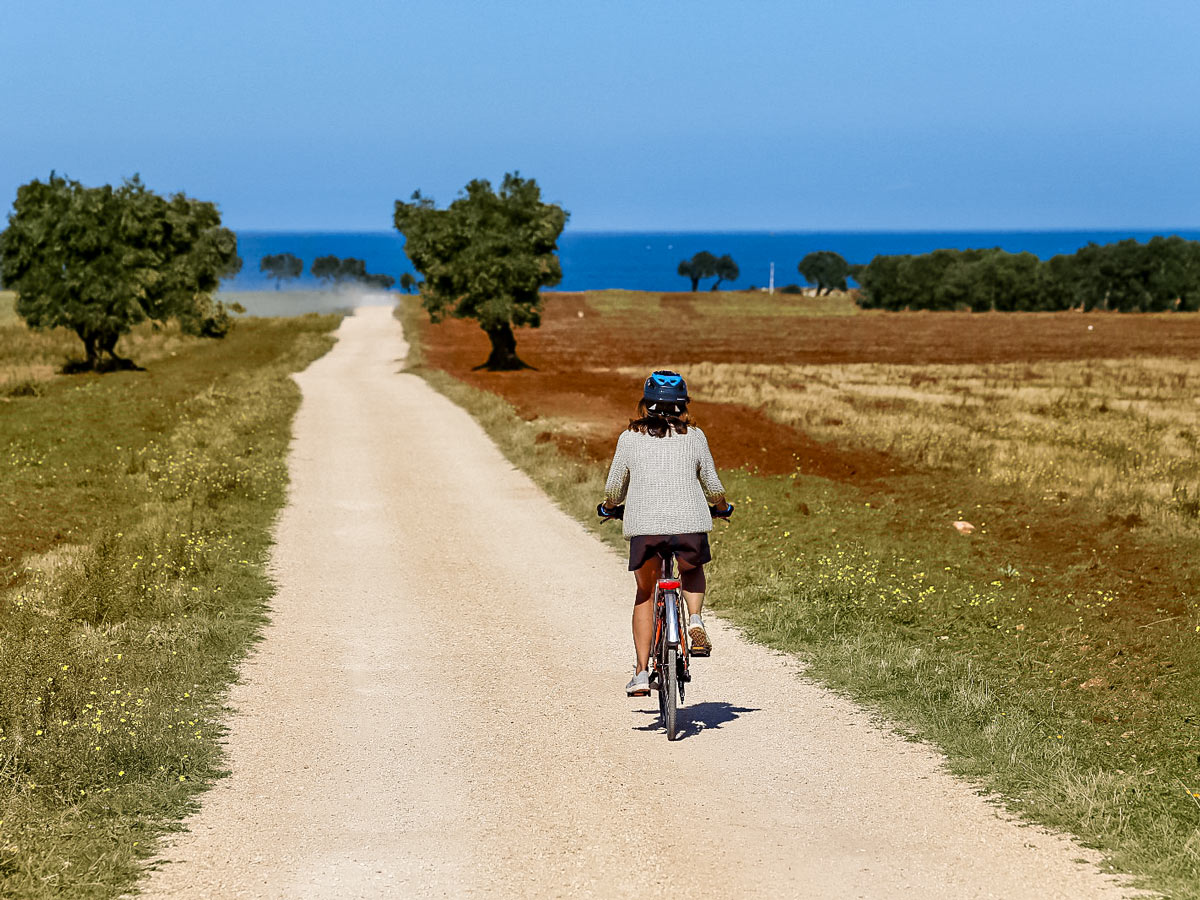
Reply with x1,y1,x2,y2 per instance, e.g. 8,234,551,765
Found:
625,670,650,697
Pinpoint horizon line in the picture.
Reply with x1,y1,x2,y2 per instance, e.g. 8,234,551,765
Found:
234,225,1200,236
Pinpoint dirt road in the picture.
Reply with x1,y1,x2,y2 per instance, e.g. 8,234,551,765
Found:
139,307,1132,899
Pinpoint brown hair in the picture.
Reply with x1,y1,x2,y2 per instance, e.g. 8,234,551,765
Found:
628,399,694,437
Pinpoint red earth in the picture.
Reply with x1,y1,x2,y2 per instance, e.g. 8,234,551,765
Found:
419,291,1200,477
417,292,1200,619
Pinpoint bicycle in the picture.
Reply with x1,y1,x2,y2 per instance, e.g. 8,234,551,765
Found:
649,545,688,740
598,502,733,741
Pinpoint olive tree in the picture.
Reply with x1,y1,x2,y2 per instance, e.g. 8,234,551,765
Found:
711,254,739,291
798,250,851,294
394,172,568,370
260,252,303,288
310,254,393,289
0,173,242,369
677,251,717,291
311,255,341,283
362,273,395,290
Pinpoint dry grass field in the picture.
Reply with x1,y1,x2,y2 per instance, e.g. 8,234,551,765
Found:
409,289,1200,896
1,291,198,393
651,357,1200,526
1,297,338,898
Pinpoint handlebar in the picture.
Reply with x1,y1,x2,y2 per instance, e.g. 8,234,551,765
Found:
597,502,625,520
597,501,734,521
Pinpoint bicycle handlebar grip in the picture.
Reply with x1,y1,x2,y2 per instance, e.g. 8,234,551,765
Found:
597,502,625,520
710,502,734,519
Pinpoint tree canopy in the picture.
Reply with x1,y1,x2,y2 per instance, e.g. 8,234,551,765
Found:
394,172,568,370
676,251,739,292
853,237,1200,312
310,254,394,290
312,255,351,282
712,254,739,291
798,251,851,294
0,173,241,369
362,273,395,290
677,251,717,292
260,252,303,289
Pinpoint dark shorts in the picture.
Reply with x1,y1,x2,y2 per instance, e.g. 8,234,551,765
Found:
628,533,712,572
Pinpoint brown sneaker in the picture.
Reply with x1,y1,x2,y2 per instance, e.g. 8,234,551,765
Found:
689,621,711,657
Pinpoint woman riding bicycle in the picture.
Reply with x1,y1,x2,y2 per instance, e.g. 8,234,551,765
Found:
599,370,732,697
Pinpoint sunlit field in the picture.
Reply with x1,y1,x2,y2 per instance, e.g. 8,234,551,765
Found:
582,288,863,318
0,292,196,392
407,291,1200,896
653,358,1200,528
0,302,338,898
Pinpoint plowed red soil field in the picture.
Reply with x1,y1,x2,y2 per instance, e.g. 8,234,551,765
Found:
419,291,1200,475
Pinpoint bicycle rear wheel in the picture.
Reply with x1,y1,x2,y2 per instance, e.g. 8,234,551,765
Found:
662,646,678,740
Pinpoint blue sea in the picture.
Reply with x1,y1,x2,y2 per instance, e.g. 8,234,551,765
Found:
225,229,1200,294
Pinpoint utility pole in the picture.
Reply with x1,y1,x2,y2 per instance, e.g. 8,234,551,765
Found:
768,262,775,295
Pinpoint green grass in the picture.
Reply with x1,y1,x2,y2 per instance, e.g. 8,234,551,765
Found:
397,297,1200,898
580,289,663,314
576,288,862,318
711,473,1200,896
691,289,863,317
0,313,338,898
1,293,280,394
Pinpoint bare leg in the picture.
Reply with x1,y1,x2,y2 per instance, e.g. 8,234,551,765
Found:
632,557,660,672
678,559,707,617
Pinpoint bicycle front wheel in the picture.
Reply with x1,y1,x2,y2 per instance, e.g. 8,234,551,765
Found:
662,646,678,740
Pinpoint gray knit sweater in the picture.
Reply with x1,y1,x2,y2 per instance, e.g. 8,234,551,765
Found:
604,426,726,539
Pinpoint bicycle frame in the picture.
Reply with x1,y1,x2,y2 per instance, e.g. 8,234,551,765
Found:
651,550,689,687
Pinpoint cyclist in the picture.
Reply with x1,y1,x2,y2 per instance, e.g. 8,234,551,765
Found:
599,370,732,697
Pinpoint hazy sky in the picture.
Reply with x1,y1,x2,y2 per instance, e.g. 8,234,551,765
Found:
3,0,1198,231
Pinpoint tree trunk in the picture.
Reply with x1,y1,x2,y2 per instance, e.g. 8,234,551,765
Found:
96,330,138,370
74,327,99,369
711,277,724,291
690,277,700,292
477,322,532,371
99,331,126,363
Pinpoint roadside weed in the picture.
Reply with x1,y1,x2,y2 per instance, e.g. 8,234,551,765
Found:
0,312,337,898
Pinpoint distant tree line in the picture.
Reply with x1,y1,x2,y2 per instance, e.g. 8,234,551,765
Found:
311,255,396,290
850,236,1200,312
259,252,403,291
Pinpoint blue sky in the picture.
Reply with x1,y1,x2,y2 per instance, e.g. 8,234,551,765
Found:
3,0,1198,231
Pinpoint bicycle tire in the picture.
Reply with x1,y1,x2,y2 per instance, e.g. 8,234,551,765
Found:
656,653,667,720
663,646,678,740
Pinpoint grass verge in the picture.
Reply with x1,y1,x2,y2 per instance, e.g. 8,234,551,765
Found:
398,298,1200,898
0,313,338,898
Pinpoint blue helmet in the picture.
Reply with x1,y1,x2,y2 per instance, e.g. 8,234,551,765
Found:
643,370,689,406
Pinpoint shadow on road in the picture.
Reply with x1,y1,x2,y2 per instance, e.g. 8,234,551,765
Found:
633,701,761,740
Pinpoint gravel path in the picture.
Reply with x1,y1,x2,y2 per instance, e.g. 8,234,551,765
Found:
137,306,1133,899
